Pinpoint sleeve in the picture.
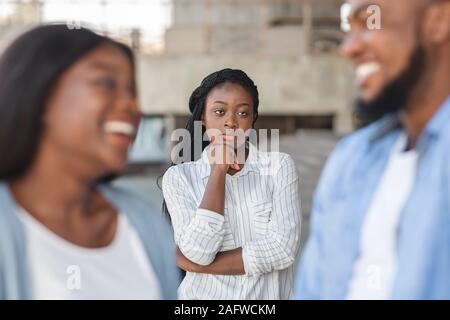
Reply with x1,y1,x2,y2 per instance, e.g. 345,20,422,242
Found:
0,251,4,299
242,154,302,276
155,211,181,300
162,165,225,266
293,185,326,299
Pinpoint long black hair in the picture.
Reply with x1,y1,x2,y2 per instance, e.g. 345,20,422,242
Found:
0,24,135,181
160,68,260,216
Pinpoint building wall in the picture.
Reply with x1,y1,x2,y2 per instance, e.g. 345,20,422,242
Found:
136,53,355,135
0,0,41,52
166,0,345,56
0,0,355,135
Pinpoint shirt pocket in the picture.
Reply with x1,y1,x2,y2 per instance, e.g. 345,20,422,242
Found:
251,200,273,239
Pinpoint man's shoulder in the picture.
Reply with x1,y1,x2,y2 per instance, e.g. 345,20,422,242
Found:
316,119,388,190
336,120,384,152
327,123,377,166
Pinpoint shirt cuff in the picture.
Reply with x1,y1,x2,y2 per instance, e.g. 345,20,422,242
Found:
196,208,225,225
242,245,254,277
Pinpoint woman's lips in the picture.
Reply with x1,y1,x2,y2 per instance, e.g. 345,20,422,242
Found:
103,121,137,138
103,120,138,147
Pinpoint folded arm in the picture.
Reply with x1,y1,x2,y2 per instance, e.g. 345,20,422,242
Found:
176,155,302,276
162,166,227,265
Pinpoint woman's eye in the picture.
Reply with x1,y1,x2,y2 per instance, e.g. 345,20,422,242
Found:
214,109,225,115
239,112,248,117
96,78,117,90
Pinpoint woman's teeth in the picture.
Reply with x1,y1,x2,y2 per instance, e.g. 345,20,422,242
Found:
356,62,380,85
103,121,136,137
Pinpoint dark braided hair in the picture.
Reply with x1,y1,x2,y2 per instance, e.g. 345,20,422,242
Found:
160,68,259,216
186,68,259,162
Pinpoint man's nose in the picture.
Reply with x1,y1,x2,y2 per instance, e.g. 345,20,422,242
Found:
339,31,365,61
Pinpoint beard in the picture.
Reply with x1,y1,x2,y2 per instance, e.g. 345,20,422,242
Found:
355,46,427,126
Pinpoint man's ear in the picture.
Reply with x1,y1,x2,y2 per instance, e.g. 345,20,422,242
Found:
422,1,450,44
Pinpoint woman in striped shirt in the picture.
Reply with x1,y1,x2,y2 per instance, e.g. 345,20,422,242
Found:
162,69,301,299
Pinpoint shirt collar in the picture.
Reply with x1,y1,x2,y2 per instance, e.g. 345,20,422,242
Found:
369,95,450,143
199,142,260,179
369,114,402,143
422,95,450,138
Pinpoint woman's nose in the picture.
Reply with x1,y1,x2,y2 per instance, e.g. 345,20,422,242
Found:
113,94,142,123
116,89,140,113
224,114,238,129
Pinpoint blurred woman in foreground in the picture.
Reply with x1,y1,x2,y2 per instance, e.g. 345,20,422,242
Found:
0,24,178,299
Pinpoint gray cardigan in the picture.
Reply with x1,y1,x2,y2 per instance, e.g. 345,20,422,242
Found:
0,182,180,299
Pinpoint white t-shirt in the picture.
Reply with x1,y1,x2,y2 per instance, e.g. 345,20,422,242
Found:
347,133,418,300
17,209,162,300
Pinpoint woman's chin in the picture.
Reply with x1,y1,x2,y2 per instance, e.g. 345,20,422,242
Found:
101,153,129,174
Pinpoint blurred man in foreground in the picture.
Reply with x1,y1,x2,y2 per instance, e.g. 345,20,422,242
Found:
295,0,450,299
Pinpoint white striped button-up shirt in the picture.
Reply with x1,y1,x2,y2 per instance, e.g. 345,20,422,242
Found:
162,143,301,299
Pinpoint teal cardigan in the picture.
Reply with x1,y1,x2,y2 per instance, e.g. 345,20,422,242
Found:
0,182,180,299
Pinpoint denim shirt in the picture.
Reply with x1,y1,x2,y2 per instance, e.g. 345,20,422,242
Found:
295,96,450,300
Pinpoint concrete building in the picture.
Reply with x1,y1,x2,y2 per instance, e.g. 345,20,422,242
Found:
0,0,41,51
0,1,356,136
0,0,356,164
137,0,356,136
166,0,344,56
0,0,348,219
